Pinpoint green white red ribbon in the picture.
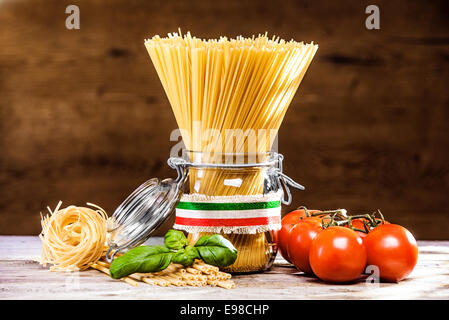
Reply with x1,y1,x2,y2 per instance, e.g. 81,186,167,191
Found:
174,192,282,234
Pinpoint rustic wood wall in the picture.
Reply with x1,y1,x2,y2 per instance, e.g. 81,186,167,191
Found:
0,0,448,239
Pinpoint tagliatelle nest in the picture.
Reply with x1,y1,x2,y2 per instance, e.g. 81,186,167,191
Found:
39,202,108,271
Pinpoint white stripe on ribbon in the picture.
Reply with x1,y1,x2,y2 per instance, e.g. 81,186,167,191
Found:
176,207,281,219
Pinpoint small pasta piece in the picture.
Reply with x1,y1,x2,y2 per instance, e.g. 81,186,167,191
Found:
197,274,208,282
151,276,170,286
141,277,157,285
165,273,183,281
217,280,235,289
166,276,187,286
128,273,143,281
159,275,185,286
186,267,201,275
217,271,232,279
195,260,220,273
134,272,154,278
186,280,203,287
179,272,197,281
207,280,218,286
207,274,217,280
192,263,210,273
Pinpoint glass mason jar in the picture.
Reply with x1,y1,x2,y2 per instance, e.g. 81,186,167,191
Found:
105,149,304,271
172,150,287,273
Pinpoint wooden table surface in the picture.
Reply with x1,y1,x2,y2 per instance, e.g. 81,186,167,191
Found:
1,236,448,300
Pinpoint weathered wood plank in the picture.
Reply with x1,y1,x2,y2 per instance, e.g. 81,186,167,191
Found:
1,236,448,300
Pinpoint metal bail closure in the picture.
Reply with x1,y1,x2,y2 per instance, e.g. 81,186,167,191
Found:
105,160,188,262
271,153,305,206
275,170,305,205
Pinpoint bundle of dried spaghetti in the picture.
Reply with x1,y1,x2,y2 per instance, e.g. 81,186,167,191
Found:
144,31,318,156
144,31,317,272
39,202,108,271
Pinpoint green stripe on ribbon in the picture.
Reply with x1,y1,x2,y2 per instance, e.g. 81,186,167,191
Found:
176,200,281,211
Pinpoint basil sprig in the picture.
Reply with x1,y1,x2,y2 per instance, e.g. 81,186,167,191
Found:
194,234,238,268
109,245,172,279
172,246,200,267
109,230,237,279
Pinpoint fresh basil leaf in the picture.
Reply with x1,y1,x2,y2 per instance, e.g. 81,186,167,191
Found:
194,234,238,268
109,245,172,279
164,229,189,250
172,246,200,267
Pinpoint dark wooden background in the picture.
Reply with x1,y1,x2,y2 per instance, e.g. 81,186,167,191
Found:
0,0,448,239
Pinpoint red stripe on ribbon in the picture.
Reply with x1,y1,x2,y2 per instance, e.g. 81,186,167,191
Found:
175,216,281,227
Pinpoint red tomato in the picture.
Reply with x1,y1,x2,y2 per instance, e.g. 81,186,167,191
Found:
278,208,321,263
281,208,321,225
309,226,367,283
287,217,323,274
278,223,295,263
364,224,418,282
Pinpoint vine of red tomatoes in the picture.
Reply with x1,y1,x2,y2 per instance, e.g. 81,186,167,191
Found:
277,207,418,283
